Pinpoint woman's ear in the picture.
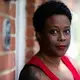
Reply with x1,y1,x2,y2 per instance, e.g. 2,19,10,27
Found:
36,32,41,41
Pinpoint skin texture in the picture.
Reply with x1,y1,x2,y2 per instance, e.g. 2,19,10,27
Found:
38,15,71,58
19,65,41,80
19,65,50,80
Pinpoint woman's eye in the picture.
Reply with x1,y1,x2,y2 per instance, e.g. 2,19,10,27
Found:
64,29,70,34
49,30,58,35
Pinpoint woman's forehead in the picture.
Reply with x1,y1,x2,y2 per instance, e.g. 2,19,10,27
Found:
44,15,71,29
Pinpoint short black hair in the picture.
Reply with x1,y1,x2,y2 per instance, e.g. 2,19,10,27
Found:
33,0,72,33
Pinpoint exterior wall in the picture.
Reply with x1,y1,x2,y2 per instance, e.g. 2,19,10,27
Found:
26,0,47,62
26,0,36,62
0,0,16,80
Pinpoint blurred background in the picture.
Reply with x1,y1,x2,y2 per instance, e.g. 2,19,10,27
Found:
0,0,80,80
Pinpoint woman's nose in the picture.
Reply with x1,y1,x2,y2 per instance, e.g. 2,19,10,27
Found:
58,32,66,41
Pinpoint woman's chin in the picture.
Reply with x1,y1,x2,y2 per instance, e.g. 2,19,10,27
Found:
51,50,66,57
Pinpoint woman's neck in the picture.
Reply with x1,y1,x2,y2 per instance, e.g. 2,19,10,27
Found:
36,51,61,69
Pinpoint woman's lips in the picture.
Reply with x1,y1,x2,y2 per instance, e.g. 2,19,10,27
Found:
56,45,66,50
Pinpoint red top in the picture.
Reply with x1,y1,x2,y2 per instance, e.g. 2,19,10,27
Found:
27,56,80,80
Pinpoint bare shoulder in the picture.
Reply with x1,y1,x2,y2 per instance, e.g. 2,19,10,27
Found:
67,56,80,74
18,64,42,80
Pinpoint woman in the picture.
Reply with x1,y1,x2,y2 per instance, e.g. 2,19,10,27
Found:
19,1,80,80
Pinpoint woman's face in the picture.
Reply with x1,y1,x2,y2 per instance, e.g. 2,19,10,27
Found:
39,15,71,57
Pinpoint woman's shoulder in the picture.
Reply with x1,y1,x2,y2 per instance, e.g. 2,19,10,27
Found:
66,56,80,74
18,64,42,80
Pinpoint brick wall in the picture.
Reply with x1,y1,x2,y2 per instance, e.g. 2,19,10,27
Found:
26,0,35,61
26,0,47,62
0,0,16,80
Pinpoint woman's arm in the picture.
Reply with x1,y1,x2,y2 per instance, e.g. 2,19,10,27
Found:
18,64,41,80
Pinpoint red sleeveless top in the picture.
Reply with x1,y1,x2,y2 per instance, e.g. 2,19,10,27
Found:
27,56,80,80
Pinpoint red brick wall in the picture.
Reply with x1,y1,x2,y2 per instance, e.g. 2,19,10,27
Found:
26,0,47,62
26,0,35,61
0,0,16,80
